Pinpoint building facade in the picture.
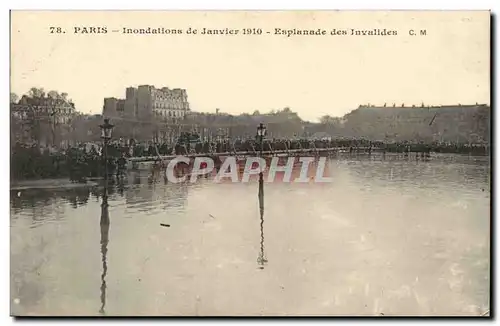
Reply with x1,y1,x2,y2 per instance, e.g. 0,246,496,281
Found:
103,85,190,121
13,95,76,124
103,98,126,117
342,103,490,143
11,95,76,147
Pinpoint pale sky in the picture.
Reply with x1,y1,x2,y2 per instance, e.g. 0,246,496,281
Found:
11,11,490,122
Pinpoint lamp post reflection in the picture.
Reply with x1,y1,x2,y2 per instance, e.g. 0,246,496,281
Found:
256,123,268,269
257,173,267,269
99,191,110,315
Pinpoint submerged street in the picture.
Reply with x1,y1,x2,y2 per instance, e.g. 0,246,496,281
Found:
10,154,490,316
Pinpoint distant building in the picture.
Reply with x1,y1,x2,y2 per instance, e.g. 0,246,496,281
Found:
103,85,190,121
12,95,76,124
344,103,490,143
10,95,76,147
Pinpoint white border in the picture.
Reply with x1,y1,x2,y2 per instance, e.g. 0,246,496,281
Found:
4,0,500,10
2,0,498,325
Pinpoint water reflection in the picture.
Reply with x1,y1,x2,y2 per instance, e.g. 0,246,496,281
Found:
10,173,190,220
10,188,86,212
10,155,490,316
117,181,125,197
257,174,267,269
66,188,91,209
99,191,110,315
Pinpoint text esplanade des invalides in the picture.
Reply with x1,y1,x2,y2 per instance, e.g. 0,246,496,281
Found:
274,28,398,37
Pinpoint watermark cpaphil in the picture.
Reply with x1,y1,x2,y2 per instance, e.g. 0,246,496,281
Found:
163,156,333,183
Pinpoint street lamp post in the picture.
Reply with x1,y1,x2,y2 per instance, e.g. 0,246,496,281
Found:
99,118,114,195
256,123,267,179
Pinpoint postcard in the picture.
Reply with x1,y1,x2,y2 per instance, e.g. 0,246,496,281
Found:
10,10,490,317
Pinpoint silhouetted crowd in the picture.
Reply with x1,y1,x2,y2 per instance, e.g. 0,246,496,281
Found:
10,134,490,181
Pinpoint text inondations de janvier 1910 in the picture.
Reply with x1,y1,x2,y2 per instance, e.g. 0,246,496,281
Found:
49,26,428,37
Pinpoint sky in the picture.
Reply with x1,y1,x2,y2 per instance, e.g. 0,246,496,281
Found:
10,11,490,122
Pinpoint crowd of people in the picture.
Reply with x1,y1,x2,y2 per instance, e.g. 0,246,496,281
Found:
125,136,489,157
10,133,490,181
10,142,127,182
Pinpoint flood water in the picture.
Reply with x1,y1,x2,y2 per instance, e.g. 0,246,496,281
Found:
10,154,490,316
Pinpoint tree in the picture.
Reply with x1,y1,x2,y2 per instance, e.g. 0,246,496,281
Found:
319,115,338,124
10,92,18,104
48,90,61,99
252,110,260,115
28,87,46,98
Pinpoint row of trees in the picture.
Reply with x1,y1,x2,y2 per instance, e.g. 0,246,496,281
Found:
10,88,71,104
